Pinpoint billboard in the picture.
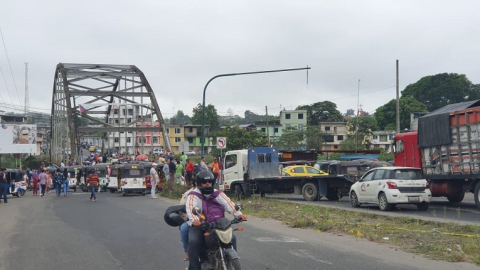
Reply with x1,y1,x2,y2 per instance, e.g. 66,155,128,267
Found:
0,124,37,154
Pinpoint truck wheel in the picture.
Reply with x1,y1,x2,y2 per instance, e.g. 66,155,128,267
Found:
326,188,340,201
474,181,480,210
378,193,392,211
302,182,319,201
234,185,244,200
447,192,465,203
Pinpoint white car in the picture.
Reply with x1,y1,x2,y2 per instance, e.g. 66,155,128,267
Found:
349,167,431,211
183,150,196,155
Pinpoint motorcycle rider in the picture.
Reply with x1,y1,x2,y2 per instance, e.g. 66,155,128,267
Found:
185,171,247,270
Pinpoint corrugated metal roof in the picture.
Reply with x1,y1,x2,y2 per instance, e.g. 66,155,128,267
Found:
422,100,480,117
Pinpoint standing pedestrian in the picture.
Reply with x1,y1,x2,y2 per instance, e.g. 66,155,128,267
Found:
0,168,7,203
87,169,99,202
199,157,208,171
32,169,39,196
185,159,194,187
38,169,48,197
210,158,220,184
53,169,63,196
63,168,69,196
175,162,184,185
168,158,176,191
150,163,159,199
180,152,187,166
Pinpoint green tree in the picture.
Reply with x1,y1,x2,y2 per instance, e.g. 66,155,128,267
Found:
297,101,344,125
374,97,428,130
209,125,267,156
343,116,378,150
402,73,480,111
273,127,305,150
376,148,393,161
170,110,191,125
191,103,220,131
305,125,323,150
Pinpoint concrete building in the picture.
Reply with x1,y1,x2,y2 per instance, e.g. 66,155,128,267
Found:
279,109,307,131
255,121,282,144
318,121,347,150
371,130,396,152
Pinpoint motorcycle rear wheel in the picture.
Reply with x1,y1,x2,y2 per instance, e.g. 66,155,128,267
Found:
225,258,241,270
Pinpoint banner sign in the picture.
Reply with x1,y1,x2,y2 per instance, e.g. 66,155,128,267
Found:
0,124,37,154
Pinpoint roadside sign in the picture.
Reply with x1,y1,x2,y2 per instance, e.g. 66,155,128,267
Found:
216,137,226,149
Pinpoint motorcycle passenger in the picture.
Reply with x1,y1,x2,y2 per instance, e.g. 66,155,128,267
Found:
185,171,247,270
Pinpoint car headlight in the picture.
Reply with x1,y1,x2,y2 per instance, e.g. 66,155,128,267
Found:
216,227,233,244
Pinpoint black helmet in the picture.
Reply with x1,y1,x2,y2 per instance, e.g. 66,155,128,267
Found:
196,170,215,195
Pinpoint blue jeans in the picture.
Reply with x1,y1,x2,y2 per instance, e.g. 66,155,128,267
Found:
55,183,61,196
180,222,189,253
63,180,69,195
90,185,96,200
0,182,7,202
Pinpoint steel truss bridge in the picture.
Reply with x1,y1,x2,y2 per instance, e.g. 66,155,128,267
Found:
51,63,171,165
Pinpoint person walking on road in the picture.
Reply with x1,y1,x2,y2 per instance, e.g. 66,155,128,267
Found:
38,169,48,197
32,169,39,196
87,169,99,202
150,163,159,199
53,169,64,196
0,168,8,203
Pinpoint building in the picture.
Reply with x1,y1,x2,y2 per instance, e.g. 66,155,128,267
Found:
255,121,282,144
318,121,347,150
371,130,396,152
279,109,307,131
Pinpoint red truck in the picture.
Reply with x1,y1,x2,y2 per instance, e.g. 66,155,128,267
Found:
392,101,480,209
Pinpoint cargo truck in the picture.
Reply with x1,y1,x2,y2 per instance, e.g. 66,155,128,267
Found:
392,100,480,209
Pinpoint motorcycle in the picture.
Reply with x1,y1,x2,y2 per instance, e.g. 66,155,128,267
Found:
193,205,244,270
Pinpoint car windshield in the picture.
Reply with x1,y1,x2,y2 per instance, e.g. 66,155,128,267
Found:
389,169,423,180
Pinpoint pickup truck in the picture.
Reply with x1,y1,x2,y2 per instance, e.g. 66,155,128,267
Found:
219,147,364,201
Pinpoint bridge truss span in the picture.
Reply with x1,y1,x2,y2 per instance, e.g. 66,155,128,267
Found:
51,63,170,165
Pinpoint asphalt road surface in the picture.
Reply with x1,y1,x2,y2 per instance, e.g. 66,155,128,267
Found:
266,192,480,225
0,190,478,270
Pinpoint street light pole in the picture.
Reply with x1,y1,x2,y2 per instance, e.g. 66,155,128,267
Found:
201,66,311,156
355,79,361,152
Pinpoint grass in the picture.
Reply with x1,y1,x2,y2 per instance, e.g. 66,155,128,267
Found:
160,186,480,265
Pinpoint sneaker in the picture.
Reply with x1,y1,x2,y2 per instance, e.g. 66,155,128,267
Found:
151,196,158,199
184,253,189,261
93,199,97,202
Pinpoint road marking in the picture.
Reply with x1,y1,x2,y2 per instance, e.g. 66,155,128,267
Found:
289,249,333,265
254,236,303,243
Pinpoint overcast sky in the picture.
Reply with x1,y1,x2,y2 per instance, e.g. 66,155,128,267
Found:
1,0,479,120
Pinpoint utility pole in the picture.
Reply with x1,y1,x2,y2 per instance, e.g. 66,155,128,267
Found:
396,60,400,134
266,106,270,147
355,79,361,152
24,63,29,118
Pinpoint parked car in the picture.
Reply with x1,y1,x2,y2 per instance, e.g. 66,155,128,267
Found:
89,145,96,152
153,148,164,155
183,150,196,155
349,167,431,211
281,165,328,177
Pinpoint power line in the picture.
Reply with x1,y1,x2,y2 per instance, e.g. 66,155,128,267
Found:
0,28,22,105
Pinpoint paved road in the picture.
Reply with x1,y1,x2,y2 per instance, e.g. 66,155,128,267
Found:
0,191,478,270
266,192,480,225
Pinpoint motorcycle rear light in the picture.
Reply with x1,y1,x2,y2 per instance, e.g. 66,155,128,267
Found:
386,181,398,189
203,232,210,237
124,181,127,185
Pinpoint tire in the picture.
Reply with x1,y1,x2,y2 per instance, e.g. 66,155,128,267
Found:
350,191,360,208
234,185,243,200
109,189,115,193
326,188,341,201
226,258,241,270
142,192,146,196
122,191,126,197
474,181,480,210
416,202,429,211
378,193,392,211
447,192,465,203
302,182,319,201
20,189,25,196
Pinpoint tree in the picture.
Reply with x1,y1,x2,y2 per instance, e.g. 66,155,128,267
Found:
191,103,220,131
273,127,305,150
402,73,480,111
305,125,323,150
374,97,428,130
343,116,378,150
297,101,344,126
170,110,191,125
209,125,267,157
